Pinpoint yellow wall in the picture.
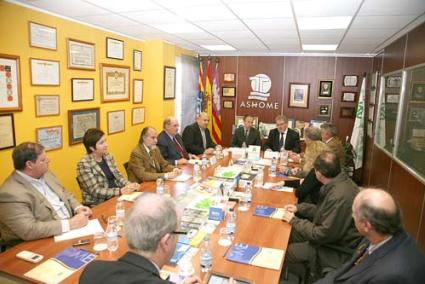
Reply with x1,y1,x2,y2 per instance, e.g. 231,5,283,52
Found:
0,1,196,200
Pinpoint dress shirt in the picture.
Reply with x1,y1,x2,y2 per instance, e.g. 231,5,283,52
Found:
367,236,393,255
199,126,207,149
144,144,157,169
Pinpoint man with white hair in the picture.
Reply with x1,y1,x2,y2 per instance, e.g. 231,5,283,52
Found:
80,193,201,283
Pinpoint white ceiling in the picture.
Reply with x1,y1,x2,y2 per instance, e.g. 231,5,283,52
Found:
10,0,425,56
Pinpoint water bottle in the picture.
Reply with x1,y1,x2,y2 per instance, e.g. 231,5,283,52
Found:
106,216,119,252
200,236,213,273
280,147,288,166
270,157,277,177
215,145,221,160
156,177,164,195
255,168,264,188
178,255,195,282
193,162,201,182
245,182,252,208
201,157,208,170
226,208,237,238
115,200,125,228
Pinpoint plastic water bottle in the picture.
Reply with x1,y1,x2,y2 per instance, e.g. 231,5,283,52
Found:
106,216,119,252
201,157,208,170
115,200,125,228
226,208,237,238
193,162,201,182
178,255,195,282
280,147,288,166
200,236,213,273
156,177,164,195
245,182,252,208
270,157,277,177
255,168,264,188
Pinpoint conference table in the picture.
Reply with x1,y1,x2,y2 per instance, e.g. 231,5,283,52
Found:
0,153,298,284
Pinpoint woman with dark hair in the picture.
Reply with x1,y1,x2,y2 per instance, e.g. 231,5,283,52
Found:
77,128,139,207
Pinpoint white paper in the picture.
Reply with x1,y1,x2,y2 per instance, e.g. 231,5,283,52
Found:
263,151,279,159
118,191,142,202
263,182,293,192
253,159,272,166
169,173,192,182
54,219,103,242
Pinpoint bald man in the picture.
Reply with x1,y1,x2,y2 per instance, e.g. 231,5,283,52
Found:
182,112,217,155
315,188,425,283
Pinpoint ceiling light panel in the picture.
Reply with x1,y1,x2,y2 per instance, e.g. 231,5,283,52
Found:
226,1,293,19
350,15,416,29
358,0,425,16
152,22,203,34
194,20,247,32
298,16,352,30
345,28,398,38
299,29,345,39
244,18,296,30
292,0,362,17
212,30,256,39
201,44,236,51
302,44,338,50
83,0,160,13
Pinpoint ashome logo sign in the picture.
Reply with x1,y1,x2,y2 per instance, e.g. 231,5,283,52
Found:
248,74,271,101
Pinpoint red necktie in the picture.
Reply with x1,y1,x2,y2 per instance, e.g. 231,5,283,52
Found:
173,137,188,159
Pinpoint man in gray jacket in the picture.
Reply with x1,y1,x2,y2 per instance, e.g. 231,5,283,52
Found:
282,151,361,281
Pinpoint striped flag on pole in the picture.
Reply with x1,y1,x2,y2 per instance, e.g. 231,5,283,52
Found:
197,60,205,114
350,77,366,169
212,60,222,144
205,58,213,131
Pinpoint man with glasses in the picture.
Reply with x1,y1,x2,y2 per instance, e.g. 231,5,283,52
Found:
80,193,201,283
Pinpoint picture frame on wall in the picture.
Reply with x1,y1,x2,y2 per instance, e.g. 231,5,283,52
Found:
36,125,62,151
222,87,236,97
107,110,125,135
30,58,60,86
34,95,60,117
408,107,425,122
223,100,233,109
318,80,333,98
0,113,16,150
0,54,22,112
343,75,358,87
386,94,399,104
133,79,143,104
71,78,94,102
67,38,95,70
133,50,142,71
288,83,309,108
340,107,356,118
341,91,357,102
411,82,425,102
68,108,100,145
386,76,402,88
163,66,176,100
29,21,57,50
132,107,145,125
318,104,332,117
106,37,124,60
223,73,235,83
100,64,130,102
235,115,258,128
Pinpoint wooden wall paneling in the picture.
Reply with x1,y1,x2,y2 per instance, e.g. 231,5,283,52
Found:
418,195,425,252
388,161,425,240
362,137,374,186
282,57,336,123
405,21,425,68
382,35,407,74
368,146,392,189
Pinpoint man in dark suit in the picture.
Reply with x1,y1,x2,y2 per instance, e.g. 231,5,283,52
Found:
264,115,301,153
315,188,425,284
230,115,261,147
157,117,197,165
182,112,218,155
80,193,201,284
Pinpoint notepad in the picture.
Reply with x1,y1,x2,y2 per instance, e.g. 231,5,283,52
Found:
24,247,96,283
226,243,284,270
54,219,104,242
254,205,285,219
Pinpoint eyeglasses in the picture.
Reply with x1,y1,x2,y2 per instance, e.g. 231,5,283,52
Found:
171,231,187,235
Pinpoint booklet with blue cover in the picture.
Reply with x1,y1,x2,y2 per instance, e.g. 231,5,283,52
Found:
170,242,191,265
24,247,96,283
226,243,284,270
254,205,285,219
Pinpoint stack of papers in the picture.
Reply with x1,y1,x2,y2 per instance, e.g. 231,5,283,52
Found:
254,205,285,219
226,243,284,270
54,219,104,242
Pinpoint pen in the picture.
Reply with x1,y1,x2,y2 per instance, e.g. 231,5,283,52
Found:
222,245,232,257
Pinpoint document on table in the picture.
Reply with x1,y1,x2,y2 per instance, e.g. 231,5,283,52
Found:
263,182,294,192
54,219,104,242
169,173,192,182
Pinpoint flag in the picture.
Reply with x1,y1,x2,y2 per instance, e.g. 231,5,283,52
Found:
196,60,205,114
376,78,386,147
205,58,213,131
350,77,366,169
211,60,222,144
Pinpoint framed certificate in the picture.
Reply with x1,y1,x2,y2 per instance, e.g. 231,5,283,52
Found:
30,58,60,86
107,110,125,134
0,54,22,112
0,113,16,150
223,100,233,109
36,125,62,151
222,87,236,97
100,64,130,102
133,50,142,71
288,83,310,108
343,75,358,87
34,95,60,117
29,21,57,50
106,37,124,60
68,108,100,145
163,66,176,100
132,107,145,125
133,79,143,104
223,73,235,82
72,78,94,101
67,38,95,70
341,91,357,102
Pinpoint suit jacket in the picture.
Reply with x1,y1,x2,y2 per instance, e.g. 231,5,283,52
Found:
182,122,216,155
230,126,261,147
326,137,346,167
315,231,425,284
127,144,174,182
77,153,130,207
293,168,323,204
0,171,80,242
80,252,170,284
157,131,188,165
264,128,301,153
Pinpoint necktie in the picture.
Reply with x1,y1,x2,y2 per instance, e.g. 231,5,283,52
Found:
149,151,158,171
173,137,188,159
279,132,284,149
354,247,368,266
245,129,249,143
